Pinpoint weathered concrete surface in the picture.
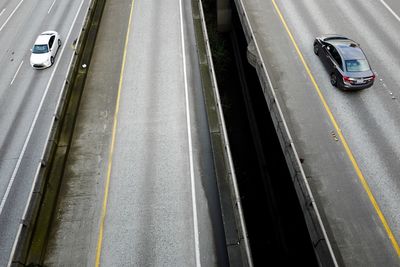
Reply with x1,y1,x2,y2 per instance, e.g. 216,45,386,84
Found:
43,0,229,266
233,0,400,265
43,0,131,265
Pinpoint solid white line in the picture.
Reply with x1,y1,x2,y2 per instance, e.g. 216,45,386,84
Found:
379,0,400,22
0,0,24,32
7,2,89,264
0,8,6,17
10,60,23,85
179,0,201,266
0,0,85,218
48,0,57,14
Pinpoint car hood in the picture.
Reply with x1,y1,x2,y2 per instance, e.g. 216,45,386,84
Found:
345,70,374,78
30,53,50,64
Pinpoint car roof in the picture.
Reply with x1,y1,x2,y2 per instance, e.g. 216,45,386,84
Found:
320,34,349,42
327,39,366,60
34,31,56,45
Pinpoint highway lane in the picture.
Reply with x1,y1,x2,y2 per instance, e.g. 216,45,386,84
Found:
238,0,400,265
95,0,227,265
0,0,91,264
277,0,400,257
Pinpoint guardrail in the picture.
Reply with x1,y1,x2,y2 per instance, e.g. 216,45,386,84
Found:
196,1,253,266
8,0,100,265
232,0,339,266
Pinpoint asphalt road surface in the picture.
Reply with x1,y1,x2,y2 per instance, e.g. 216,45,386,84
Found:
0,0,91,265
43,0,228,266
239,0,400,265
96,0,227,265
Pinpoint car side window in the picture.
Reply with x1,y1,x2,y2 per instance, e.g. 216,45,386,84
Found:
49,36,55,49
331,48,343,70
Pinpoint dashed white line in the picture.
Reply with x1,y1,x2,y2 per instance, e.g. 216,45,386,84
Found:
10,60,23,85
0,0,24,32
48,0,57,14
0,0,85,218
0,8,6,17
179,0,201,266
379,0,400,22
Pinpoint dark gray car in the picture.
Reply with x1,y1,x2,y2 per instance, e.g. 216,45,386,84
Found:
313,35,375,90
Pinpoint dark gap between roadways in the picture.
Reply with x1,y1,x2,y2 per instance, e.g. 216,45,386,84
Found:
202,0,319,265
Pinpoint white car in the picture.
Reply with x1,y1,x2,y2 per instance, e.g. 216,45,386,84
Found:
30,31,61,69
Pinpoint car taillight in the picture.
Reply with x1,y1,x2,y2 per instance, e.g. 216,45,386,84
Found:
371,74,376,80
343,76,351,84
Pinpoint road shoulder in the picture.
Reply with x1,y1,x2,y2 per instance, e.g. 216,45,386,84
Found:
43,0,132,265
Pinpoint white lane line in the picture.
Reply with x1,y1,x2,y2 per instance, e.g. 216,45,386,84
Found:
0,0,85,217
379,0,400,22
48,0,57,14
10,60,23,85
179,0,201,266
0,8,6,17
0,0,24,32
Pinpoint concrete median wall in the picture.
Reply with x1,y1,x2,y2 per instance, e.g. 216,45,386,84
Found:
193,0,253,266
232,0,338,266
8,0,106,265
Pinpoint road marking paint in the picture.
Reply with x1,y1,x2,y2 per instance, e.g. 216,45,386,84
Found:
179,0,201,266
0,8,6,17
378,0,400,23
0,0,85,218
48,0,57,14
10,60,23,85
94,0,135,266
0,0,24,32
271,0,400,257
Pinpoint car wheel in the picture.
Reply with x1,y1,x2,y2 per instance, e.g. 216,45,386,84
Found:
313,44,319,55
58,39,61,46
330,73,337,87
51,56,54,65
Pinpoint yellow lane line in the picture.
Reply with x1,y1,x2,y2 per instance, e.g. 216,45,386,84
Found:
271,0,400,257
94,0,135,265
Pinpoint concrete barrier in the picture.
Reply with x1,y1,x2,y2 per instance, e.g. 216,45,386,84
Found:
232,0,338,266
8,0,106,265
193,0,253,266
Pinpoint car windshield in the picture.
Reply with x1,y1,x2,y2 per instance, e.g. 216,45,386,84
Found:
32,44,48,54
345,59,370,72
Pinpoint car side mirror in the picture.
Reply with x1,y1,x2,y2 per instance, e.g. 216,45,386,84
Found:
30,48,32,52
